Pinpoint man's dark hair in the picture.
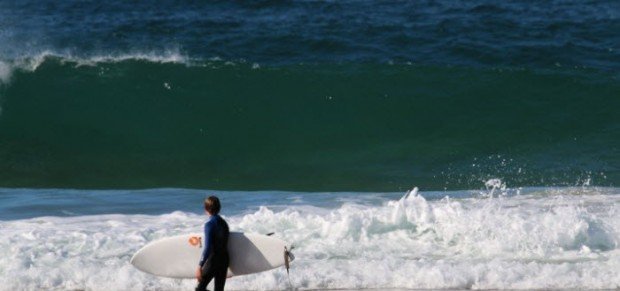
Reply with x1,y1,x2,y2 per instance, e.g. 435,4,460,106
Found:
204,196,221,215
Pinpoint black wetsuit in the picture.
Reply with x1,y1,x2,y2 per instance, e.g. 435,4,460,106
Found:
196,214,230,291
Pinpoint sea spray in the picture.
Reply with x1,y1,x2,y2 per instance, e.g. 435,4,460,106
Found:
0,61,12,85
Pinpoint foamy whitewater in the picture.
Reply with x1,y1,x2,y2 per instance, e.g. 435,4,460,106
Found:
1,185,619,290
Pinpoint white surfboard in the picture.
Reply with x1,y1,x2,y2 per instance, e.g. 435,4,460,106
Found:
130,232,294,278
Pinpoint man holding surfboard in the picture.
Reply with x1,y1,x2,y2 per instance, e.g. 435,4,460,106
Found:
196,196,230,291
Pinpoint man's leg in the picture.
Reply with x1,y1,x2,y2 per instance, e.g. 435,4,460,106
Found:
213,264,227,291
195,265,215,291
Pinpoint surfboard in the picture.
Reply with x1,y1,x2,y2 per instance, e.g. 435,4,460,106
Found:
130,232,294,278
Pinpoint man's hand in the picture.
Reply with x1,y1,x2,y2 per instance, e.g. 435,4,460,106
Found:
196,267,202,282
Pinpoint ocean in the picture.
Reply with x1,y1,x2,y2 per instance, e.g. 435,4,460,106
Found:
0,0,619,290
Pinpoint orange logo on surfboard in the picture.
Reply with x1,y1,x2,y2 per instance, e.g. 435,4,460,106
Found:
189,236,202,247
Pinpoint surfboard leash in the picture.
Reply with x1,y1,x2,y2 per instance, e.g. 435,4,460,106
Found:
284,246,295,289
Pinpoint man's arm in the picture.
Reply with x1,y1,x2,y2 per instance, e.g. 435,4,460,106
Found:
198,220,213,267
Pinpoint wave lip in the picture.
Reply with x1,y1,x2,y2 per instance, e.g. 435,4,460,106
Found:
0,50,191,84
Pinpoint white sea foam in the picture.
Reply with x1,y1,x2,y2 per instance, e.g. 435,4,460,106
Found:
1,188,619,290
0,51,68,82
0,50,191,86
0,60,12,84
76,50,189,66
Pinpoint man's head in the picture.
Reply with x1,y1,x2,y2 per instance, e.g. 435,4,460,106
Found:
204,196,221,215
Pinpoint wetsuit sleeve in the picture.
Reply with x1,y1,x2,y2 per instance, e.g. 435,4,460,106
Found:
198,220,213,267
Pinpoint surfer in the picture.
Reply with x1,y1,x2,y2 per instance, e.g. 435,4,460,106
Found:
196,196,230,291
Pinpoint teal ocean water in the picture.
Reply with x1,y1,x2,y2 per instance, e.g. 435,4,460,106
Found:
1,57,618,190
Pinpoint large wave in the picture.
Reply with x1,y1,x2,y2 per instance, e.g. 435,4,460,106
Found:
0,56,618,190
